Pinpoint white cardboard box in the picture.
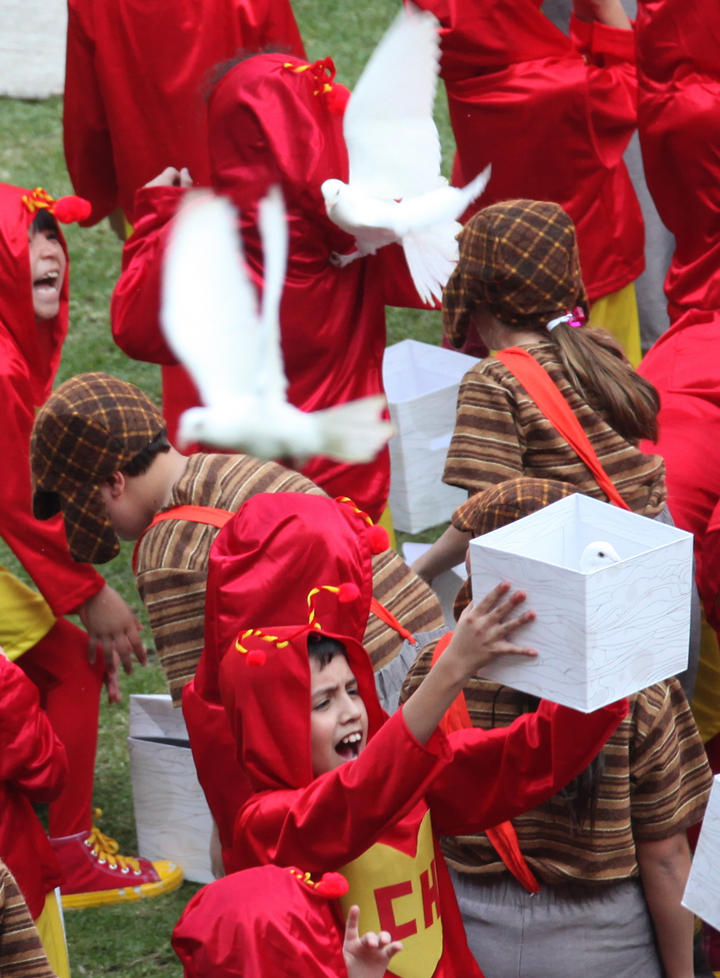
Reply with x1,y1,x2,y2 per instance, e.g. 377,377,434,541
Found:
128,694,214,884
469,494,692,711
402,541,465,629
382,339,477,533
682,774,720,928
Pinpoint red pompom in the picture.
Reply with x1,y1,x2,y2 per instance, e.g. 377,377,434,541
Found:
52,195,92,224
338,582,360,603
367,524,390,555
315,872,349,898
247,648,267,666
325,83,350,116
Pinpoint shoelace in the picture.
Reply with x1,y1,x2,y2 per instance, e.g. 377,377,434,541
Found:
84,809,142,875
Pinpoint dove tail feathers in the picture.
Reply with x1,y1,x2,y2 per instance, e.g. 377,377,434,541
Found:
313,395,394,463
403,221,461,306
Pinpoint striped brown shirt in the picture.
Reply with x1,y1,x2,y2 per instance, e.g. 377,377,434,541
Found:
401,653,711,884
135,454,444,703
0,862,54,978
444,341,666,516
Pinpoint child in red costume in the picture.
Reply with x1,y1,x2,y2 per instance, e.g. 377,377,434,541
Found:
191,492,627,976
635,0,720,323
0,183,178,910
110,54,426,518
63,0,306,441
415,0,644,363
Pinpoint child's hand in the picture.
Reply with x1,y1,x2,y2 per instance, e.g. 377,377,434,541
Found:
343,905,402,978
449,581,537,678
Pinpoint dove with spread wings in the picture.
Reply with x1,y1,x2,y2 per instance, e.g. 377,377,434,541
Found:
321,3,491,306
160,188,394,462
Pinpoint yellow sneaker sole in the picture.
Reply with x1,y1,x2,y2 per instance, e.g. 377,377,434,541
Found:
61,862,183,910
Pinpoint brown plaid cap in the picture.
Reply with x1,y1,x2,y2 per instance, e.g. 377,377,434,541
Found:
443,199,589,348
451,477,578,620
31,373,165,564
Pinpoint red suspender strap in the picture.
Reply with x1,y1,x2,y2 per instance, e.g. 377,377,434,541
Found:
494,347,631,511
369,597,416,645
430,634,540,893
132,505,234,573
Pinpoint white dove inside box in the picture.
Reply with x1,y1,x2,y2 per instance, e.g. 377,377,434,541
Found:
469,494,693,712
682,774,720,930
382,339,477,533
128,694,214,884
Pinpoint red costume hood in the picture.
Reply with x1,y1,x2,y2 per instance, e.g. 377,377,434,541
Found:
208,52,353,255
206,493,388,793
0,184,75,405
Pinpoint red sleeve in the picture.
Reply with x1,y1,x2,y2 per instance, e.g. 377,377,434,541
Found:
63,2,118,225
570,13,638,170
0,656,67,802
426,698,628,834
0,371,104,616
110,186,184,365
230,710,452,873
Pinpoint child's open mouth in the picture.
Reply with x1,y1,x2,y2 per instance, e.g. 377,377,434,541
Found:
335,731,362,761
34,270,60,295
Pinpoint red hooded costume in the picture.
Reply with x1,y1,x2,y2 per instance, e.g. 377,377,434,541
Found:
413,0,643,306
111,54,424,518
197,493,626,977
64,0,306,437
0,184,108,838
0,655,66,919
0,184,104,616
635,0,720,321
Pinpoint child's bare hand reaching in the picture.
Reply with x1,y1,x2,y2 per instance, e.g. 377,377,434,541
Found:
451,581,537,676
343,905,402,978
402,581,537,746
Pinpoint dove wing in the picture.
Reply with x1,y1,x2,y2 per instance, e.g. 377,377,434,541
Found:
257,186,289,403
344,3,444,199
161,193,263,407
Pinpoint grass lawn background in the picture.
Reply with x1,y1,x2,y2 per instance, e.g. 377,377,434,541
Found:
0,1,455,973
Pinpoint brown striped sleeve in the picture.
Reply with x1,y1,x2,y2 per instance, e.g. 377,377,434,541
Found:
630,678,712,839
0,863,55,978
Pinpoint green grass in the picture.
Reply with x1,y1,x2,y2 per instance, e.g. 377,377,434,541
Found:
0,2,454,973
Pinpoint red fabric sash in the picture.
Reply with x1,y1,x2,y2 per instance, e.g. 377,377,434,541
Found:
494,347,631,511
132,505,234,572
431,634,540,893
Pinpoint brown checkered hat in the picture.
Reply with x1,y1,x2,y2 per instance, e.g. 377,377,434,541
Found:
31,373,165,564
443,199,589,348
451,478,578,620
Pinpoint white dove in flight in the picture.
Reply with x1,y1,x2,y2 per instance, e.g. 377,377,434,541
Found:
320,3,491,306
161,188,394,461
579,541,623,573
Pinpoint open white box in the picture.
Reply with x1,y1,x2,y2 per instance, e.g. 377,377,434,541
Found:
683,774,720,929
128,694,214,884
469,494,692,712
382,339,477,533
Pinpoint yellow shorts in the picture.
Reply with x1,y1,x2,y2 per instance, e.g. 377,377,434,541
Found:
589,282,642,367
0,565,55,661
691,615,720,744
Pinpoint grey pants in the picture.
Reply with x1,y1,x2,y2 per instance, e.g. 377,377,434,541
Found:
449,870,663,978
